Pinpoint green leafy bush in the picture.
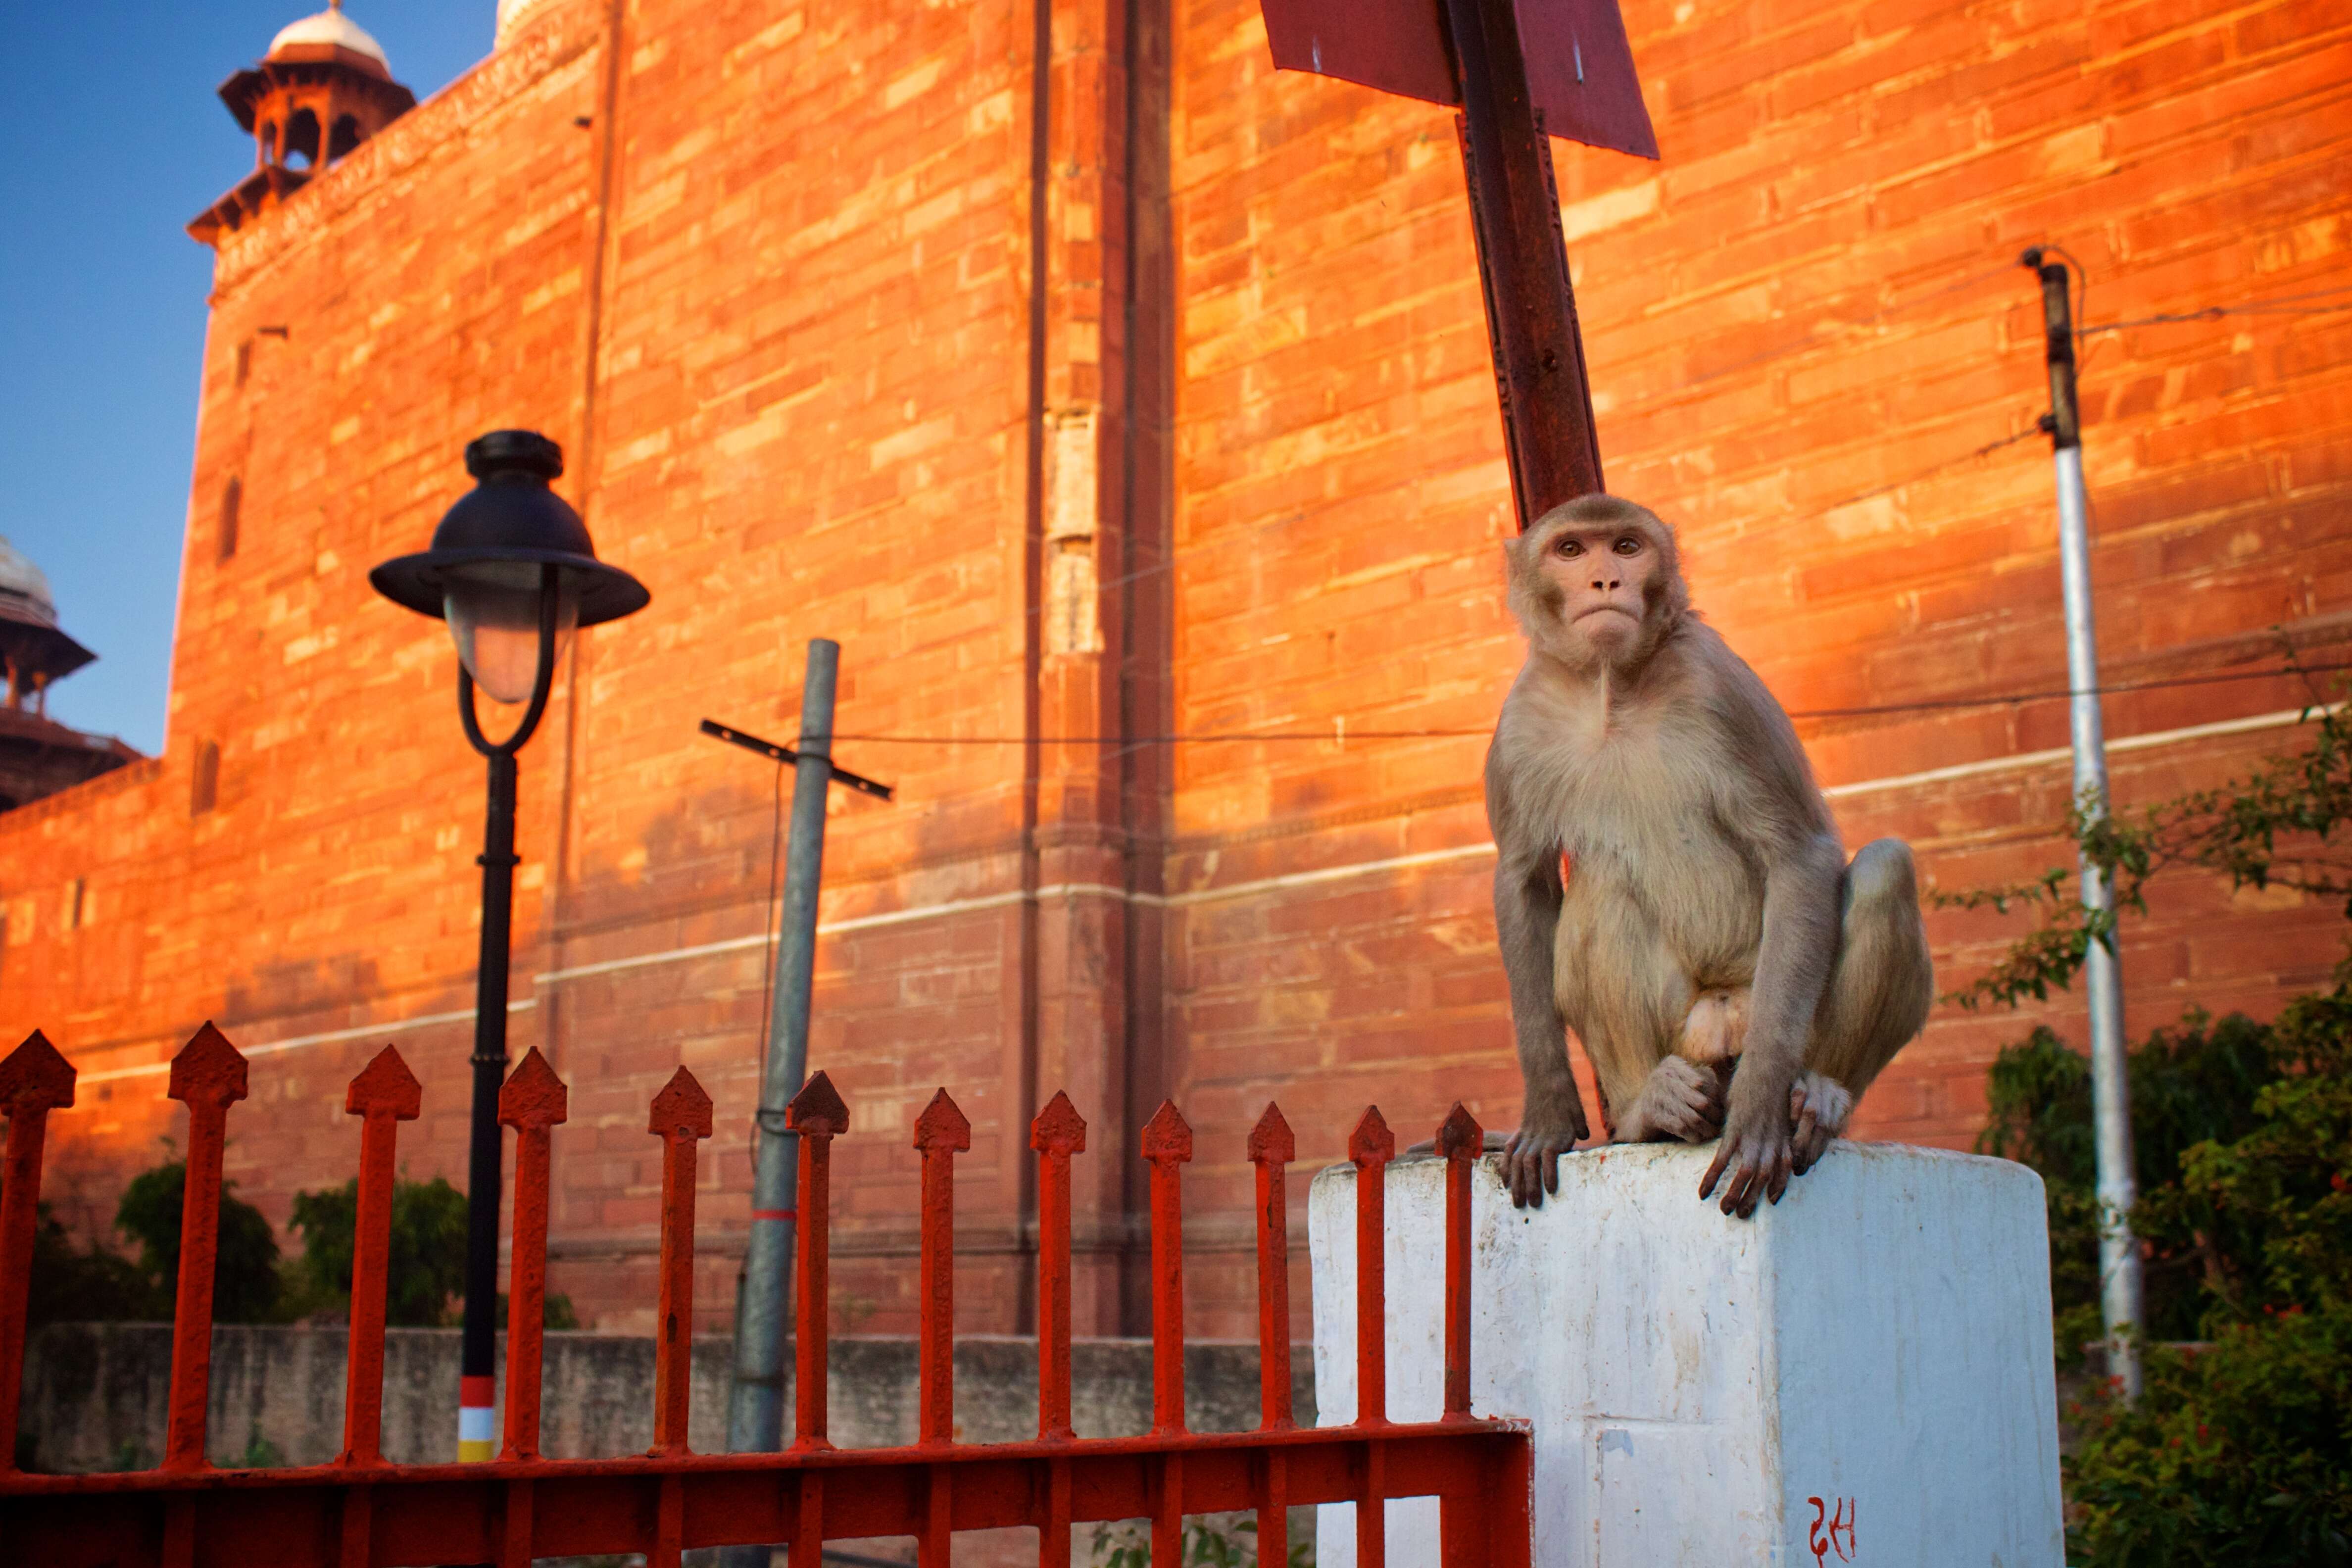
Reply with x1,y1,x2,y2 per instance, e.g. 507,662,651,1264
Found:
288,1175,469,1326
23,1203,164,1326
112,1156,284,1323
2059,975,2352,1564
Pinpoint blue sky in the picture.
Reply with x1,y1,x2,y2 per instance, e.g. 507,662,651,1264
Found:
0,3,491,755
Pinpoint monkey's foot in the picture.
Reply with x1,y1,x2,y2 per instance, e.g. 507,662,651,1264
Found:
1618,1055,1724,1144
1677,987,1750,1066
1789,1071,1852,1174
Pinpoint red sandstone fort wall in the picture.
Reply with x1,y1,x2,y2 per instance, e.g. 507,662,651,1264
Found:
2,0,2348,1341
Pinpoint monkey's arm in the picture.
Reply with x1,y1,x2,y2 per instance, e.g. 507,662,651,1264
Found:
1489,763,1591,1209
1700,828,1843,1216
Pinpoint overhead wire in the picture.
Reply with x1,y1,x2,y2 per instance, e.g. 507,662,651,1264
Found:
815,661,2352,747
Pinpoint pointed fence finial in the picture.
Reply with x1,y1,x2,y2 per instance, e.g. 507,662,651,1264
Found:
0,1031,76,1115
1140,1099,1193,1163
168,1022,248,1109
913,1087,971,1153
1435,1102,1483,1161
786,1070,849,1137
1349,1105,1394,1167
1030,1089,1087,1154
648,1066,714,1139
1247,1101,1294,1165
345,1046,422,1121
498,1048,568,1131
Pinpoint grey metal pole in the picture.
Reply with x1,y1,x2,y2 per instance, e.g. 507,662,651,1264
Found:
2028,250,2143,1400
722,638,838,1556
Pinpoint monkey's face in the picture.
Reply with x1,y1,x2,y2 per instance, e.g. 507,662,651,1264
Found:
1507,500,1686,675
1539,526,1657,656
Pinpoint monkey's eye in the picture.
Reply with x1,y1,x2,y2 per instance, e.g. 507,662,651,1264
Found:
1554,539,1584,559
1612,536,1642,556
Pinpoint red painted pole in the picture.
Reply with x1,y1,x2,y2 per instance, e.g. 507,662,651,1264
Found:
1246,1104,1296,1568
164,1024,249,1473
1141,1100,1194,1567
787,1070,849,1452
499,1049,568,1460
339,1047,422,1467
1029,1091,1086,1445
1350,1105,1396,1568
0,1031,76,1471
913,1088,970,1445
1436,1103,1483,1422
649,1067,714,1457
913,1088,966,1568
1246,1102,1295,1431
1141,1100,1193,1436
1349,1106,1394,1427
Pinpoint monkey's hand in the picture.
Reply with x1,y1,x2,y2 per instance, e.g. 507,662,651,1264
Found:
1789,1071,1852,1175
1700,1069,1797,1218
1617,1056,1725,1145
1503,1091,1584,1210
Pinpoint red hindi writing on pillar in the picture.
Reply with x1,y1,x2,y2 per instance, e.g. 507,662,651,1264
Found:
1258,0,1659,159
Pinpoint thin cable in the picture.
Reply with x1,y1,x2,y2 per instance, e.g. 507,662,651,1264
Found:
818,661,2352,745
2081,283,2352,336
1816,424,2044,513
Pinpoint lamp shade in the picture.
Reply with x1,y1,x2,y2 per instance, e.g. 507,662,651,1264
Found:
369,430,650,635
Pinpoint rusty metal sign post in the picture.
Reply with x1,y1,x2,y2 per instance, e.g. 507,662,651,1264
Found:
1257,0,1658,527
0,1026,1534,1567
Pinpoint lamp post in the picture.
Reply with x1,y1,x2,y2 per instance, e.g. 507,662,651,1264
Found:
369,429,649,1460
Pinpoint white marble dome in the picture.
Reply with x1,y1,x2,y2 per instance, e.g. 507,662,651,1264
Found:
268,3,392,73
496,0,560,45
0,535,58,630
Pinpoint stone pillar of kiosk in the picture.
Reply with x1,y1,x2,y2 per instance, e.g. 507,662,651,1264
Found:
1308,1141,2065,1567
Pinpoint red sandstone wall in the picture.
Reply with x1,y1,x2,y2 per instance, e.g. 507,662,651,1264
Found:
2,0,2348,1348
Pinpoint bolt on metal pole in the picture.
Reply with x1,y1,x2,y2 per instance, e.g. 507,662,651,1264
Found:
2027,250,2143,1400
722,638,838,1565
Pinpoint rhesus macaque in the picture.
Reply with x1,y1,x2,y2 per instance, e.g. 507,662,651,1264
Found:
1485,495,1933,1217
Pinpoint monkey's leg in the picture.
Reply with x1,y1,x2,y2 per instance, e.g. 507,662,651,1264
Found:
1793,838,1934,1170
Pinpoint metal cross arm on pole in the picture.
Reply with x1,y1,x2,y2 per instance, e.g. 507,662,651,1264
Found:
1256,0,1658,529
699,717,894,800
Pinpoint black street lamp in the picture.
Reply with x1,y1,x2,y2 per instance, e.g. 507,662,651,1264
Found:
369,430,648,1461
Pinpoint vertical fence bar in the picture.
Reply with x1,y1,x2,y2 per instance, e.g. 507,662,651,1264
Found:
1436,1103,1485,1566
914,1089,969,1568
1350,1106,1395,1568
0,1032,76,1472
499,1049,568,1460
1247,1102,1295,1431
163,1024,249,1473
339,1048,422,1468
1436,1103,1481,1422
649,1067,714,1457
1349,1107,1394,1426
1251,1103,1297,1568
1141,1100,1193,1435
1030,1091,1086,1444
1142,1101,1193,1566
787,1071,849,1451
913,1089,970,1445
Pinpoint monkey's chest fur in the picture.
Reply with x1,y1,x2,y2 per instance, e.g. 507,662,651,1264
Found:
1532,709,1768,1063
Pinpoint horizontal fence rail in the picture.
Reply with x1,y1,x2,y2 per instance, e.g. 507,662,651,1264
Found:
0,1026,1532,1567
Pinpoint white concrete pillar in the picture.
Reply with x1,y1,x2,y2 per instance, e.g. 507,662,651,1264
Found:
1309,1142,2063,1567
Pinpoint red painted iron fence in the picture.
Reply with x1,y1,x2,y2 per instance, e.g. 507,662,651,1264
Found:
0,1026,1529,1567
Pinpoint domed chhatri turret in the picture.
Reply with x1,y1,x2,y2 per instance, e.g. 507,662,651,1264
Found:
0,535,136,815
0,534,94,711
187,1,416,246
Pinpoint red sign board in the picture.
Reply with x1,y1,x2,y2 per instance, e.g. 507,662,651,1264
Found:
1261,0,1658,160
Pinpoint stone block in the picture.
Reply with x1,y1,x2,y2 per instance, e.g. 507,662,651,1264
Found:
1309,1142,2063,1567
